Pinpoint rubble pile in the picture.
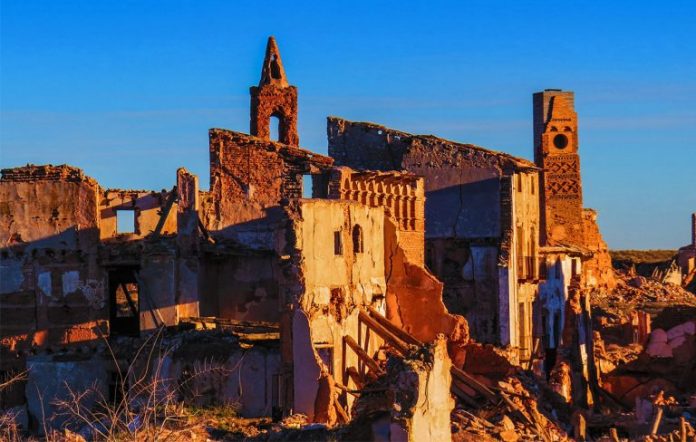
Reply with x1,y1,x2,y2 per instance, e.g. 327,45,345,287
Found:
594,271,696,316
592,270,696,353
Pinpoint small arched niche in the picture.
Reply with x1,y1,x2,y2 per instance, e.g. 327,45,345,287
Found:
352,224,364,254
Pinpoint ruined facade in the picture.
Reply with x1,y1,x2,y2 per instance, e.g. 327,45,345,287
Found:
533,90,615,290
0,38,460,437
1,36,625,439
328,118,542,357
327,88,616,363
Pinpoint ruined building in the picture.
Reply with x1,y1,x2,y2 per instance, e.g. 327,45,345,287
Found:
328,91,616,365
328,119,541,359
0,37,624,439
0,37,465,438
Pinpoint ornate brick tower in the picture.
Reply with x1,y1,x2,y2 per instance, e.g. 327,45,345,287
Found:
250,37,299,146
533,89,584,246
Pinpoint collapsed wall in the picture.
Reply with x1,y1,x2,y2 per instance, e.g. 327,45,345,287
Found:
0,165,106,361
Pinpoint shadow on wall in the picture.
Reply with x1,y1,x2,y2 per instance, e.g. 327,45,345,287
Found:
425,180,502,239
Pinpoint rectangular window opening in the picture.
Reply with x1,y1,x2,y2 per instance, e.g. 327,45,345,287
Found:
116,210,136,234
315,345,334,375
109,267,140,336
302,174,313,199
333,231,343,255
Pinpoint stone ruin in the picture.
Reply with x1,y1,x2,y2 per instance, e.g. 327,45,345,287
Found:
1,37,694,441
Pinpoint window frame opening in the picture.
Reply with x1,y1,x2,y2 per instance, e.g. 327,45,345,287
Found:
270,115,281,142
302,174,313,199
333,231,343,255
116,209,137,235
109,266,140,336
352,224,364,254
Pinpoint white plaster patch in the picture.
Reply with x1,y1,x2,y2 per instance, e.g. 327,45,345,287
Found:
62,271,80,295
37,272,52,297
313,287,331,305
79,279,105,309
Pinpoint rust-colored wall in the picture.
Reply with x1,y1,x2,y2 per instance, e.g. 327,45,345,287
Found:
582,209,616,289
533,90,584,246
250,37,299,146
206,129,332,247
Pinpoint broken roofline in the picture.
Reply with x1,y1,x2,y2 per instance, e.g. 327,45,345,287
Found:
209,128,333,166
327,116,540,172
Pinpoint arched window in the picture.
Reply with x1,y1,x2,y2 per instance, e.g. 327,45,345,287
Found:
270,115,281,141
352,225,363,254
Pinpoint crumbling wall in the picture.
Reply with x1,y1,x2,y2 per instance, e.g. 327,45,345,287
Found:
424,239,500,342
509,171,542,355
387,337,454,442
327,118,540,348
206,128,332,248
0,165,107,363
384,217,465,345
25,354,110,434
99,189,177,239
539,252,579,360
327,167,425,264
582,209,616,289
328,117,537,239
283,199,388,421
175,168,200,321
198,253,280,322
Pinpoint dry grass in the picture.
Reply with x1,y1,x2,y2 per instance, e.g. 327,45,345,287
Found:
0,370,28,442
1,327,237,441
610,249,676,264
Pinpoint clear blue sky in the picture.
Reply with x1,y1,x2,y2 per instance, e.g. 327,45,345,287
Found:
1,1,695,249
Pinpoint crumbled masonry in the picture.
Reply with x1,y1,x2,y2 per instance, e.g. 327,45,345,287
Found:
1,37,695,441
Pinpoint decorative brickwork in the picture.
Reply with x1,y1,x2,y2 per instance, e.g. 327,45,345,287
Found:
327,167,425,264
533,90,584,246
534,90,616,289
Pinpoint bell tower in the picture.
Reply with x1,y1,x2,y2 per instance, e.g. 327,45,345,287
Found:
250,37,299,146
533,89,584,246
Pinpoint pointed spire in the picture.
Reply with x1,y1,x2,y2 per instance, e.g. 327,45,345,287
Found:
259,36,289,87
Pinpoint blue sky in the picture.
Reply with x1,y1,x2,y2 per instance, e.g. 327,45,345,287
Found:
1,1,695,249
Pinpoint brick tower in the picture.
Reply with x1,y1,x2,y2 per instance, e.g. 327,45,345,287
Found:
533,89,584,246
250,37,299,146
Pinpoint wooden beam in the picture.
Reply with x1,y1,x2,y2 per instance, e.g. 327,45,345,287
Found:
346,366,365,389
357,310,409,354
451,366,497,402
451,382,479,408
119,283,139,318
650,406,663,435
366,307,422,346
344,335,384,376
335,401,350,423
